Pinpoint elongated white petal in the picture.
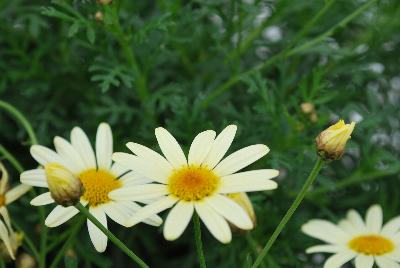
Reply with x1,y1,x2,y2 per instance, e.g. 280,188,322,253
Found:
375,256,400,268
5,184,31,204
126,142,173,176
188,130,216,165
355,255,374,268
71,127,96,169
205,194,253,229
112,153,168,183
122,201,162,226
323,251,356,268
45,205,80,227
110,162,129,177
302,220,348,245
30,145,65,166
87,207,108,252
96,123,113,170
305,244,342,253
119,174,152,187
195,202,232,243
155,127,187,168
386,250,400,262
20,169,48,188
109,184,168,201
30,192,54,206
0,220,14,259
202,125,237,169
338,219,358,235
0,163,9,194
164,201,194,241
125,196,178,227
219,169,279,193
346,209,367,232
381,216,400,236
54,136,85,173
366,204,383,233
0,208,11,235
214,144,270,177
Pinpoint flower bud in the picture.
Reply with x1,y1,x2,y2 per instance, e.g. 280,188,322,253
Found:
45,163,83,207
227,192,256,232
97,0,112,5
316,120,355,161
95,11,103,22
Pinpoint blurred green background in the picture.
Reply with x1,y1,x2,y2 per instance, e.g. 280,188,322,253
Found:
1,0,400,267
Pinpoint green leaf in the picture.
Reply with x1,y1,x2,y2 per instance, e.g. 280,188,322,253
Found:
86,26,95,44
68,22,80,37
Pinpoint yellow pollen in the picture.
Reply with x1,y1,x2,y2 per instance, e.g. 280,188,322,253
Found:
79,169,121,207
348,235,394,255
168,165,220,201
0,195,6,207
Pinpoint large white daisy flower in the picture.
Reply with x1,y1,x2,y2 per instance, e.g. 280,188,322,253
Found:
0,162,31,259
302,204,400,268
110,125,279,243
20,123,162,252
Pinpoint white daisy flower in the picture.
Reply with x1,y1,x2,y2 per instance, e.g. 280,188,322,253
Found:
20,123,162,252
302,204,400,268
0,162,31,259
110,125,279,243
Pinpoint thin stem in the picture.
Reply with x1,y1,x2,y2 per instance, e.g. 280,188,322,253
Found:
251,158,324,268
49,216,85,268
12,219,40,261
0,100,38,145
193,213,206,268
0,144,24,173
75,203,149,268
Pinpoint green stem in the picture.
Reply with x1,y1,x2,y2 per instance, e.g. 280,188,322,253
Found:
0,144,24,173
251,158,324,268
75,203,149,268
0,100,38,145
49,216,85,268
12,219,40,261
193,213,206,268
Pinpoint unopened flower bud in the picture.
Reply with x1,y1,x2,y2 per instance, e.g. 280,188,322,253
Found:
98,0,112,5
45,163,83,207
227,192,256,232
301,102,315,114
95,11,103,21
16,252,36,268
316,120,355,161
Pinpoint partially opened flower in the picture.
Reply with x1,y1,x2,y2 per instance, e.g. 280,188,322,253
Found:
110,125,279,243
0,162,31,259
20,123,162,252
302,204,400,268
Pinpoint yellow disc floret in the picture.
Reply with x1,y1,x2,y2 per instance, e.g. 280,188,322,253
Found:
349,235,394,255
79,169,121,207
168,165,220,201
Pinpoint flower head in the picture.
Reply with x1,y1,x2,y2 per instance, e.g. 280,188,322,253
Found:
20,123,162,252
316,120,355,161
0,162,31,260
111,125,279,243
302,204,400,268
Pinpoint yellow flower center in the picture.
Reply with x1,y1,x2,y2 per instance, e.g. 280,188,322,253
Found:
0,195,6,207
168,165,220,201
79,169,121,207
348,235,394,255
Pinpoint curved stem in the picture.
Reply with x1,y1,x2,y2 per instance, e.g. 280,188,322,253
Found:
0,144,24,173
251,158,324,268
193,213,206,268
75,203,149,268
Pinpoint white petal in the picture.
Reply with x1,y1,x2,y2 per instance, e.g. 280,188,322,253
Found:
301,220,348,245
195,201,231,244
112,153,168,183
5,184,31,204
126,142,173,176
30,145,65,166
163,201,194,241
375,256,400,268
54,136,86,173
381,216,400,236
109,184,168,201
347,209,367,232
45,205,79,227
71,127,96,169
87,207,108,252
202,125,237,169
305,244,342,253
125,196,178,227
213,144,270,177
338,219,358,235
20,169,48,188
96,123,113,170
323,251,356,268
155,127,187,168
366,204,383,233
0,220,14,259
204,194,253,230
0,208,12,233
106,201,162,227
119,174,152,187
0,163,9,194
123,201,162,226
30,192,54,206
355,255,374,268
188,130,216,165
110,162,129,177
219,169,279,193
386,250,400,262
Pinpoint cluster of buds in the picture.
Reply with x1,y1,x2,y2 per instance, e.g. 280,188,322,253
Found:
45,163,84,207
316,120,355,161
